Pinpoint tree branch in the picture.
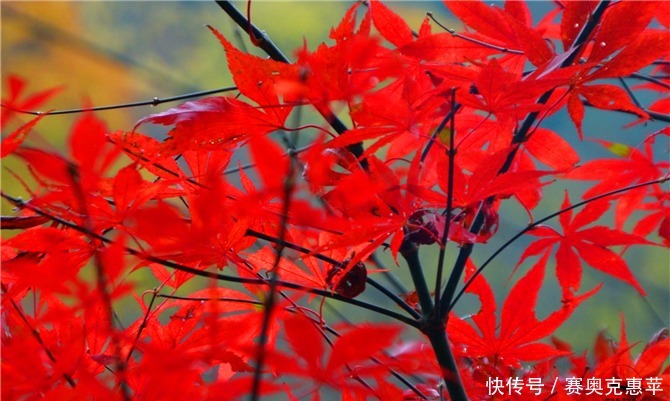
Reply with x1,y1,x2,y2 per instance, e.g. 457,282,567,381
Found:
438,0,612,320
1,192,420,328
448,176,669,312
246,229,420,319
213,0,367,167
1,284,77,388
427,12,523,55
433,89,458,321
401,245,433,317
0,86,238,116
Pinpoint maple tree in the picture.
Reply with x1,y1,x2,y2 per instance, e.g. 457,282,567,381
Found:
1,1,669,400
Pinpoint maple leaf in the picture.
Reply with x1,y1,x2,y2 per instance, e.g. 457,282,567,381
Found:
14,147,72,186
328,74,446,159
592,319,670,386
108,129,187,182
369,0,414,48
589,29,670,80
1,75,62,129
112,165,167,224
519,193,652,296
2,227,93,298
437,146,551,213
457,60,570,122
309,154,437,261
0,214,50,230
586,2,656,64
567,84,650,138
271,314,402,393
523,127,580,171
552,318,670,401
2,292,91,399
444,0,553,67
246,246,327,290
399,32,497,64
149,170,254,268
448,254,600,371
207,25,297,124
68,112,121,194
134,96,285,155
565,136,669,228
273,9,398,107
1,114,45,158
12,112,121,229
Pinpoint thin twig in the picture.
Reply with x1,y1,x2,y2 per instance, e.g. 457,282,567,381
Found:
630,71,670,90
433,89,457,321
213,0,368,168
427,12,523,55
448,176,669,311
67,165,130,401
1,192,420,328
618,77,643,109
438,0,612,320
250,111,299,401
246,229,420,318
420,103,461,163
582,100,670,123
1,86,238,116
125,289,159,363
370,253,409,295
1,284,77,388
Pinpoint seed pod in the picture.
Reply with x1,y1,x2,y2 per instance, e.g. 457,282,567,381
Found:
326,259,367,298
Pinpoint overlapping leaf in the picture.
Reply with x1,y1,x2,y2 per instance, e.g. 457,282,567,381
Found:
448,255,600,370
519,193,652,296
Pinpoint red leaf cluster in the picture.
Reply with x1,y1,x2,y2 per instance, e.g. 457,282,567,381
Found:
2,1,668,400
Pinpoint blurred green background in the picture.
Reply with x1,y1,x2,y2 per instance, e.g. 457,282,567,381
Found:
2,0,668,370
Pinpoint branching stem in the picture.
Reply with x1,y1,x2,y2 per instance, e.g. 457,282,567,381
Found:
213,0,367,167
401,246,433,317
448,176,669,311
433,89,458,321
438,0,612,320
67,165,130,400
0,86,238,116
1,193,420,328
1,284,77,388
427,12,523,55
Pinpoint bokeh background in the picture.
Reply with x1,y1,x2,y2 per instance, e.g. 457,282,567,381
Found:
2,0,668,371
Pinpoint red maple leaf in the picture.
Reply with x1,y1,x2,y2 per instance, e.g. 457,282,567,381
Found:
448,254,600,371
268,314,403,394
519,193,652,296
1,75,61,129
565,135,669,228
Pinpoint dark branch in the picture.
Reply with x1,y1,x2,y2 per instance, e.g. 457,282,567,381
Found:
1,193,420,328
433,89,458,321
448,176,669,311
427,12,523,55
438,0,612,320
213,0,367,168
1,86,238,116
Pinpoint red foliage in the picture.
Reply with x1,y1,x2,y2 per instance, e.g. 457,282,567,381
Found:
2,1,669,400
